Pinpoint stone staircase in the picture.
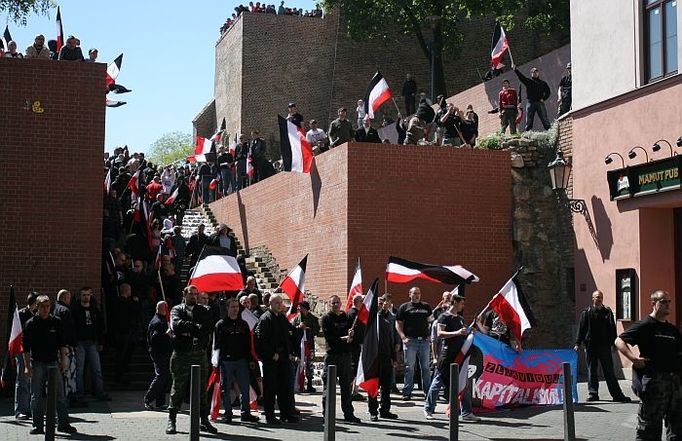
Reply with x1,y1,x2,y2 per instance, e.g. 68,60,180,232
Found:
179,205,285,291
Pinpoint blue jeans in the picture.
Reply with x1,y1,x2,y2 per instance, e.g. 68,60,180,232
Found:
220,168,236,195
402,338,431,397
220,359,251,416
145,352,170,406
30,360,69,429
425,369,473,415
15,355,31,416
75,340,105,398
525,101,551,131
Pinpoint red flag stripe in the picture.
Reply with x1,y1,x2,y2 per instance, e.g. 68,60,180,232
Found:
488,278,532,342
345,259,363,312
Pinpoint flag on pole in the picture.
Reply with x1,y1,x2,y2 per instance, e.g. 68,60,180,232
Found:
355,278,380,398
104,167,112,195
1,285,22,389
210,118,226,144
454,329,475,395
282,255,308,319
364,71,393,119
278,115,313,173
246,145,255,178
105,54,122,88
194,136,214,163
55,6,64,52
294,331,307,392
2,26,12,52
188,246,243,292
386,256,479,285
165,186,180,206
207,367,222,421
491,21,509,69
229,132,237,157
488,276,536,342
105,98,127,108
345,258,362,312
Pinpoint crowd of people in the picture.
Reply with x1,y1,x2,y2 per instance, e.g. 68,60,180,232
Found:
1,33,98,61
220,2,324,34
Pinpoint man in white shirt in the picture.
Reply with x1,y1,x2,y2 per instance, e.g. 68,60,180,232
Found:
305,119,329,154
355,100,366,129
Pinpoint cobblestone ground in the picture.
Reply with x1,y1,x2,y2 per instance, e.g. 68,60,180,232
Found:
0,381,641,440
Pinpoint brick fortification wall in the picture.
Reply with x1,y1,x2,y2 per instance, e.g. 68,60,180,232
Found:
201,8,566,156
0,59,105,339
210,143,513,321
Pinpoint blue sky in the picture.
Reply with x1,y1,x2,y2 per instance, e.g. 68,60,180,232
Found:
2,0,315,153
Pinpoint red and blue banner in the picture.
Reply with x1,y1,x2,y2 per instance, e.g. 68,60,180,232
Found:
470,333,578,409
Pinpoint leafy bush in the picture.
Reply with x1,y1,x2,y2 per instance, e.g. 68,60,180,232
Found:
476,122,558,151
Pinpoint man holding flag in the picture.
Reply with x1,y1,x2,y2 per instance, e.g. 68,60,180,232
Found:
366,293,399,421
424,292,479,422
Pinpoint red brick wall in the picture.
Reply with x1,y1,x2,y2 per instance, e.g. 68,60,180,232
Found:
210,144,512,319
0,59,105,337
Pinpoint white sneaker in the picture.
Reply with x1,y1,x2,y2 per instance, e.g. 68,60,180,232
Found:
424,410,434,420
460,414,481,422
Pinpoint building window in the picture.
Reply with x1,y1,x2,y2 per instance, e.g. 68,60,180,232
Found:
644,0,678,82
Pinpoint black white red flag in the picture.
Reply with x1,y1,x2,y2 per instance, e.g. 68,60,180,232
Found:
188,246,243,292
105,98,127,108
282,255,308,319
194,137,214,163
56,6,64,52
105,54,132,94
491,21,509,69
364,71,393,119
385,256,479,285
345,257,362,312
278,115,313,173
2,26,12,52
488,276,536,342
1,285,22,389
104,167,112,195
165,186,180,206
210,118,226,144
355,278,380,398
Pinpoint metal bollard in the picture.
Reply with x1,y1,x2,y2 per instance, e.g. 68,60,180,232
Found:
324,364,337,441
562,362,576,441
189,365,200,441
45,366,57,441
449,363,460,441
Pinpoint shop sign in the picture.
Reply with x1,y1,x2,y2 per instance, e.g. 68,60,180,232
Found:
607,156,682,200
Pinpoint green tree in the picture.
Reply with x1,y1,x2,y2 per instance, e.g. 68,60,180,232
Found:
147,131,193,166
1,0,52,25
322,0,569,98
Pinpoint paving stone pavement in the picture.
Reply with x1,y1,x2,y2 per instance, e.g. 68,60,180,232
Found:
0,381,643,440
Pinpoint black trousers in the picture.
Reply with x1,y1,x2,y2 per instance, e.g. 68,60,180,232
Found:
368,354,393,416
322,352,354,417
145,352,170,406
262,358,292,418
586,345,625,398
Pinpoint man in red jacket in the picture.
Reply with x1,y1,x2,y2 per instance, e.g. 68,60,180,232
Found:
498,79,519,134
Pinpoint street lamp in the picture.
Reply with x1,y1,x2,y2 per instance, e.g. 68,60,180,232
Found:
651,139,674,157
627,145,649,162
547,151,587,214
604,152,625,168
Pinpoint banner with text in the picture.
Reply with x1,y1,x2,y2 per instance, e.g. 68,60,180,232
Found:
469,333,578,409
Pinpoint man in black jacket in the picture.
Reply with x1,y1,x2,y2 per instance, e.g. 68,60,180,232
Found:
574,290,630,402
321,294,360,423
354,116,382,143
186,223,209,268
250,130,268,183
367,294,398,421
14,292,37,420
72,288,110,402
145,301,172,410
53,289,80,407
166,285,218,435
198,160,218,204
254,294,298,424
402,74,417,115
214,298,260,423
235,134,250,190
217,146,236,195
347,294,366,401
208,224,237,257
513,64,552,131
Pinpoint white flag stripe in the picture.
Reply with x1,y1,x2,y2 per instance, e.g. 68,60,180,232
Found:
286,120,304,172
192,255,240,279
444,265,480,282
386,263,423,276
500,279,532,335
367,78,391,118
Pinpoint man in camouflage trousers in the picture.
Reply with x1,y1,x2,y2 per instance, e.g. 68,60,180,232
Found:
166,285,218,435
291,301,320,392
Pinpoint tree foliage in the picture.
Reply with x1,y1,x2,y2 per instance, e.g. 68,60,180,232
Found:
147,131,193,166
322,0,569,97
0,0,52,25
